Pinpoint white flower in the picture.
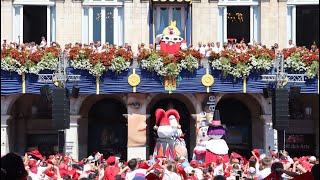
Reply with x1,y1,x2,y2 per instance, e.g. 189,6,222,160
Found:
109,57,131,74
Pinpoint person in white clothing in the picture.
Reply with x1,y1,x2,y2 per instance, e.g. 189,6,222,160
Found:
256,157,272,180
163,161,182,180
120,158,157,180
199,44,206,57
40,36,46,48
288,39,295,48
213,42,223,53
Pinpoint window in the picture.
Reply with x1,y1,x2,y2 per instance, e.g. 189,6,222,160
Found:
82,0,124,45
218,5,260,43
153,6,187,39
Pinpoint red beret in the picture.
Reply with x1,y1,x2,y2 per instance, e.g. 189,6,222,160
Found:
107,156,116,164
138,162,150,169
190,160,198,168
27,150,43,160
45,170,56,177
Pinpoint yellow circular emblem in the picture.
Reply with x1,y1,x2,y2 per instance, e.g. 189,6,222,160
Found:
278,78,288,87
201,74,214,87
128,74,140,87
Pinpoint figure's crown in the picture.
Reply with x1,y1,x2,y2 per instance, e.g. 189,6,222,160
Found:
170,21,177,28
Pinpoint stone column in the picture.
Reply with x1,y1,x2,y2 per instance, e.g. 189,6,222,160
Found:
15,115,27,155
1,115,11,156
78,117,88,159
65,115,80,160
278,0,288,49
126,93,147,160
260,115,275,154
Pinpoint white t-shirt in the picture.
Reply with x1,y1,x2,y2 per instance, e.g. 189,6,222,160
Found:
163,169,182,180
199,47,206,56
257,167,271,180
125,168,147,180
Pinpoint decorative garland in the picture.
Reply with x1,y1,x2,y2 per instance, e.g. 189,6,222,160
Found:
1,47,318,79
138,49,202,77
69,47,133,77
208,47,319,79
1,47,59,75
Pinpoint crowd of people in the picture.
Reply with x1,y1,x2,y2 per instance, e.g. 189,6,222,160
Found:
2,37,318,59
1,149,319,180
190,39,318,58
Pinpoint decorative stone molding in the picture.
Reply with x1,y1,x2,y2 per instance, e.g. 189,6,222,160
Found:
261,0,270,2
69,115,81,126
208,0,218,3
1,95,22,115
1,115,11,126
278,0,287,2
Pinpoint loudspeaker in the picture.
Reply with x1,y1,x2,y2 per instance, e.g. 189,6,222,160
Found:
272,88,289,130
52,88,70,130
58,130,65,154
71,85,80,98
263,87,270,98
40,85,51,101
289,86,301,99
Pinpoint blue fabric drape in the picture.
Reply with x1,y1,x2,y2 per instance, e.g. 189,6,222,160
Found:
1,68,318,94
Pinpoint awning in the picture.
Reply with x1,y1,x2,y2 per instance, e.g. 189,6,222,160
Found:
152,0,191,2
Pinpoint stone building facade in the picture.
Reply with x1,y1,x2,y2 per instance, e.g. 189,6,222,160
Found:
1,92,319,160
1,0,319,51
1,0,319,160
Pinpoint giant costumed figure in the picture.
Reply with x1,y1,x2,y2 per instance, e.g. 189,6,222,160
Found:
156,21,188,54
205,110,230,164
153,108,188,160
193,112,210,162
167,109,188,158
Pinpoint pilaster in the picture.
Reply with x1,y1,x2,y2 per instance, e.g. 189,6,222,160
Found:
260,115,275,154
65,115,80,160
1,115,11,156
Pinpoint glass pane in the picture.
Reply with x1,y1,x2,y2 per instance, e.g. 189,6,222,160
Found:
156,7,169,36
50,6,56,42
93,7,101,43
83,7,89,44
118,7,124,45
105,7,114,45
172,7,185,39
